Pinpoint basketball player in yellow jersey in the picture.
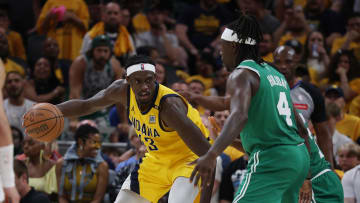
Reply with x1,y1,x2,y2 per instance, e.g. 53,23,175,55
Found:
0,59,20,203
54,55,213,203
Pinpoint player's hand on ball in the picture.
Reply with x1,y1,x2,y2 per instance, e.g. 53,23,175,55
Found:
299,179,312,203
189,153,216,188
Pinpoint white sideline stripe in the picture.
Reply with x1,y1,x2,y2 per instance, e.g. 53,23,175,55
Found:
311,169,331,181
233,151,260,203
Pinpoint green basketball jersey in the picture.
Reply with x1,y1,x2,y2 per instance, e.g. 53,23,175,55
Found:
238,60,304,155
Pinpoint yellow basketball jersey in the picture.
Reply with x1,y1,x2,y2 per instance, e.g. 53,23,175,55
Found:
128,83,208,164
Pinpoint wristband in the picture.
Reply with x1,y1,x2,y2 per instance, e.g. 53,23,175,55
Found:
0,145,15,188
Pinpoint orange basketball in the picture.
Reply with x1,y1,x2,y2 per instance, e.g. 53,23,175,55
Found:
23,103,64,142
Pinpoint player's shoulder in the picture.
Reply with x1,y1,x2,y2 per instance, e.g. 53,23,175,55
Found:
298,81,323,99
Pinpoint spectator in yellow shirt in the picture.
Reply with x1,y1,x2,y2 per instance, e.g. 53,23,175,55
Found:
37,0,90,61
274,5,310,46
349,94,360,117
260,32,274,63
0,33,25,76
326,50,360,101
325,86,360,144
331,12,360,58
81,2,135,65
0,10,26,61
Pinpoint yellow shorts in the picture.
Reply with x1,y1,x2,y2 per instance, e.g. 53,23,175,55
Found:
122,155,198,202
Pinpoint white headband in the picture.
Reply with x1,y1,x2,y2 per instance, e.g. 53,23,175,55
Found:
126,63,156,76
221,28,256,45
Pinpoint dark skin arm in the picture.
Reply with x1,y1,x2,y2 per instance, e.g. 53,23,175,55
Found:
57,79,128,118
190,69,258,187
160,97,211,156
159,96,213,203
180,91,230,112
313,122,334,169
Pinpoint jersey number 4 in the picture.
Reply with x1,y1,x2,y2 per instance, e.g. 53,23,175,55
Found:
277,92,293,126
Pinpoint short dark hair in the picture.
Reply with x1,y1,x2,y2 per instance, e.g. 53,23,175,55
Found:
125,55,155,69
188,79,205,89
75,124,100,145
14,159,28,182
226,14,263,65
136,46,157,57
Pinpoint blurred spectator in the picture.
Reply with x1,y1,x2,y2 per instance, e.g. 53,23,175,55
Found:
127,0,150,34
11,126,23,156
326,50,360,101
325,86,360,143
14,159,51,203
0,9,26,60
331,12,360,59
20,135,58,197
302,31,330,84
86,0,103,28
209,67,229,97
0,33,25,76
43,37,72,89
259,32,274,63
188,79,206,115
135,4,186,67
326,102,355,158
303,0,327,31
336,143,360,172
120,7,132,32
24,57,65,104
284,39,303,64
81,2,135,64
342,163,360,203
69,35,123,136
186,52,216,90
115,127,146,173
56,124,109,202
218,155,248,203
155,63,166,85
211,110,244,161
36,0,90,60
175,0,231,56
274,5,310,46
136,46,160,62
170,80,188,94
237,0,280,34
350,94,360,117
3,71,35,134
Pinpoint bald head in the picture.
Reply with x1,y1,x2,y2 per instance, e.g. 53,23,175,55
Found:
273,46,297,83
104,2,121,32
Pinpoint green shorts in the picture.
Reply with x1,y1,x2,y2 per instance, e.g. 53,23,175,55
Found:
233,144,310,203
311,170,344,203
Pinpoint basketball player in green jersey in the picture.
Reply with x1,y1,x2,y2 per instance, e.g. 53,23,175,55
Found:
189,15,311,203
274,46,343,203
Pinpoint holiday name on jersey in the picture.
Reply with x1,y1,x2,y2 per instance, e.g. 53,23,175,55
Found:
267,75,288,89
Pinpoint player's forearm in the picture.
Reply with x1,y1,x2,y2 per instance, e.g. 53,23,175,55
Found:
0,98,12,146
293,109,311,155
193,95,230,111
314,122,335,169
57,99,99,118
208,111,247,158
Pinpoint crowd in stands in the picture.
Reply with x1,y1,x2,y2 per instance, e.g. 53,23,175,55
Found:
1,0,360,202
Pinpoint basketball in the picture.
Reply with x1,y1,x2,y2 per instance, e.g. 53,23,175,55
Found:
23,103,64,142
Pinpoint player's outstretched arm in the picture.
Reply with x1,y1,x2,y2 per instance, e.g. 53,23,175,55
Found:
160,97,211,157
181,90,230,111
57,79,128,118
190,69,257,188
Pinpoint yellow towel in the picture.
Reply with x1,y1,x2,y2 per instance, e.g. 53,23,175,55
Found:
88,22,134,57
